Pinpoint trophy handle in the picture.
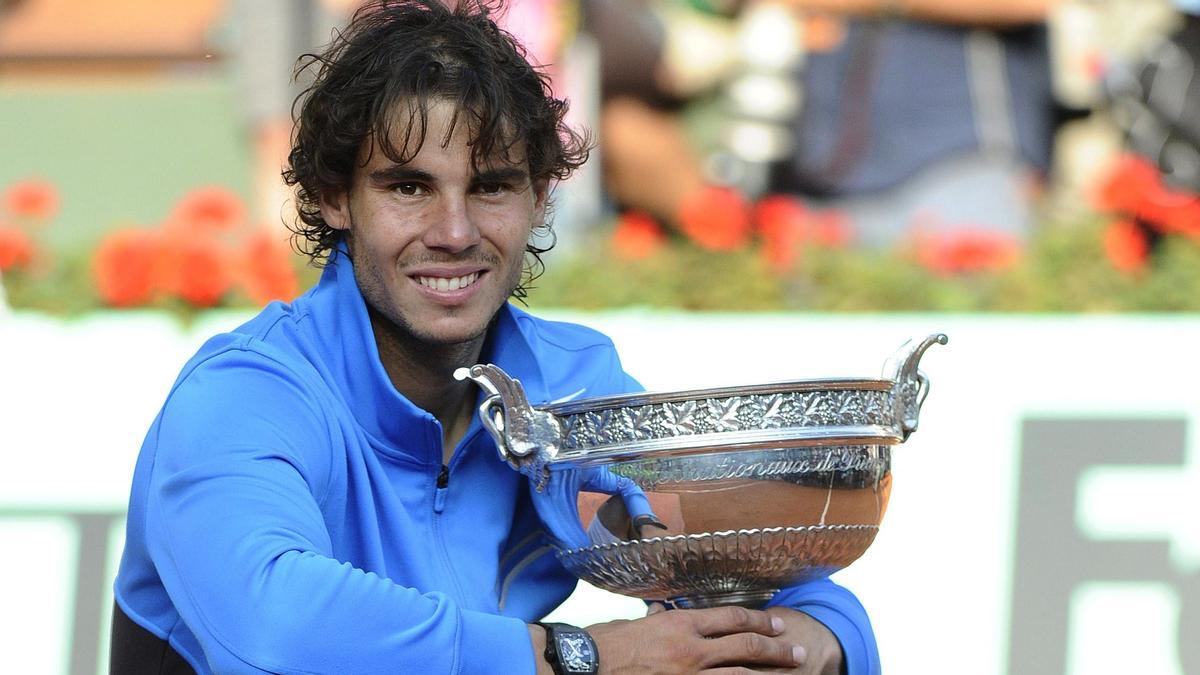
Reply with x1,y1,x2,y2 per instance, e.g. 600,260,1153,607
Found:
886,333,948,440
454,364,564,491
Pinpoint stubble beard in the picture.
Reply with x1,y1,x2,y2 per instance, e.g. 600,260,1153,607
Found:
349,236,528,357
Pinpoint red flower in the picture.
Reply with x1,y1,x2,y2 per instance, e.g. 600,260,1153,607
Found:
753,196,808,272
811,210,853,248
1102,219,1149,274
1094,155,1163,214
753,197,855,272
914,229,1022,276
161,233,234,307
166,186,248,236
92,229,162,307
239,228,301,305
1145,192,1200,238
1166,197,1200,238
677,186,752,251
611,212,666,261
4,179,59,221
0,225,35,271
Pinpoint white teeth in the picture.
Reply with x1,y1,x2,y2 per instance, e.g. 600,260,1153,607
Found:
417,272,479,291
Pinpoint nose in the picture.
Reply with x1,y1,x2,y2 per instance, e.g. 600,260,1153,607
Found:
421,194,481,253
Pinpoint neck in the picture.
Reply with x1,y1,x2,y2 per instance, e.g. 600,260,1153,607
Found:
366,305,488,460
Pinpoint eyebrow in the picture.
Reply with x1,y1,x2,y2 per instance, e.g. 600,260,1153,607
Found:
366,165,530,186
474,167,530,184
368,166,434,185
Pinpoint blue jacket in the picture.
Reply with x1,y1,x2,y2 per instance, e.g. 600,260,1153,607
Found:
114,250,880,673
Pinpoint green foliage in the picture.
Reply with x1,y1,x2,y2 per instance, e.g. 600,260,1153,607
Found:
2,247,97,315
528,216,1200,313
5,213,1200,316
529,244,784,311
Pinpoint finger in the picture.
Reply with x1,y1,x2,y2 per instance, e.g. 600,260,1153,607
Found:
646,602,667,615
689,605,783,638
700,633,805,669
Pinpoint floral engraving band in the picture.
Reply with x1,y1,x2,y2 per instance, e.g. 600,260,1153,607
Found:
558,389,896,452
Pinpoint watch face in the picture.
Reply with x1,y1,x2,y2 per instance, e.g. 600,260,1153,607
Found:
556,633,597,673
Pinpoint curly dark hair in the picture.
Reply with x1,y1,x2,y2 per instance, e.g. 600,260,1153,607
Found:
283,0,590,300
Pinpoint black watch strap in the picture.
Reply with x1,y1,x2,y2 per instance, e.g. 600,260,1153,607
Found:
537,622,599,675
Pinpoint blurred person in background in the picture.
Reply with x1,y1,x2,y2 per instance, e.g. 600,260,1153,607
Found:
1106,0,1200,195
1091,0,1200,265
109,1,879,673
777,0,1057,247
590,0,1058,249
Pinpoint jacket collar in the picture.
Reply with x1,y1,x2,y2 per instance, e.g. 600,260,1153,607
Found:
304,247,549,452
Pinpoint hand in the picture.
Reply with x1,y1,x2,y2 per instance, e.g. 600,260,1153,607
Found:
586,604,808,674
755,607,845,675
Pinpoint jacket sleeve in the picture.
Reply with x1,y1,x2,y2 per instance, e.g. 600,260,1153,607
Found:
768,578,881,675
145,348,536,674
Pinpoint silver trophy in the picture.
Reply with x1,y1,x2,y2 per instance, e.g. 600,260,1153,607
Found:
456,334,946,608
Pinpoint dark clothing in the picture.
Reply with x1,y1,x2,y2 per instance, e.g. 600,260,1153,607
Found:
787,19,1054,196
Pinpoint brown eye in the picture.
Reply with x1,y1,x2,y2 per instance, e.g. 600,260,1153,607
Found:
395,183,422,196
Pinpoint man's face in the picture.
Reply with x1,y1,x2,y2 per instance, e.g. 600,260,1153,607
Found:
321,98,548,349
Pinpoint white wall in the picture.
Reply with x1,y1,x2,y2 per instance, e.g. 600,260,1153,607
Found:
1,310,1196,674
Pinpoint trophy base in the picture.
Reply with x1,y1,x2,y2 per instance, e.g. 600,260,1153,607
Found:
671,589,778,609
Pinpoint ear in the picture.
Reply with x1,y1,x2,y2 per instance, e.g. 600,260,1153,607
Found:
531,179,550,218
319,189,352,231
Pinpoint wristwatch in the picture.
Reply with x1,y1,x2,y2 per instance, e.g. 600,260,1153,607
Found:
537,622,599,675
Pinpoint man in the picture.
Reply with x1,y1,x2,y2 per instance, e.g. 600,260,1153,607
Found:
111,1,879,673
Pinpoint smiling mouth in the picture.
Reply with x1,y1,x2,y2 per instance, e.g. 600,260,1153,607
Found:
414,272,482,292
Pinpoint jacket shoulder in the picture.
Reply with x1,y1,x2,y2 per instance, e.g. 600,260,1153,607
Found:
507,307,640,399
513,309,618,353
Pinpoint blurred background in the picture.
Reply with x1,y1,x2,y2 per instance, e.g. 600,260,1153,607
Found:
1,0,1199,673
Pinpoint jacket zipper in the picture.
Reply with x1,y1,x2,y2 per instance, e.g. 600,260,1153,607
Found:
434,463,449,513
431,427,482,609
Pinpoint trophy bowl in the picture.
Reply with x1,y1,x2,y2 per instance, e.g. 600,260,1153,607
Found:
457,334,946,608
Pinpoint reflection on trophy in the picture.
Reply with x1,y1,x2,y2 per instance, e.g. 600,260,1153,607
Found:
457,334,946,609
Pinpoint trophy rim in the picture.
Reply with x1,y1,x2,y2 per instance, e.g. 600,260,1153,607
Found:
549,431,900,467
539,377,895,417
